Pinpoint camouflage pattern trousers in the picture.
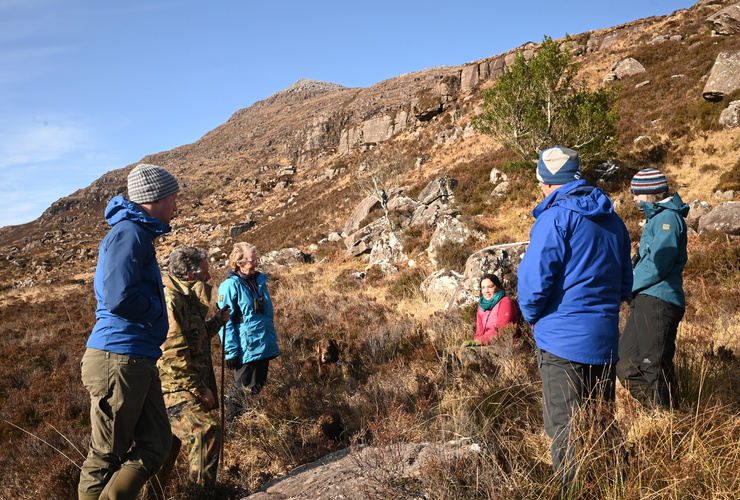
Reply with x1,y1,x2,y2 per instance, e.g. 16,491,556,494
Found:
163,395,222,486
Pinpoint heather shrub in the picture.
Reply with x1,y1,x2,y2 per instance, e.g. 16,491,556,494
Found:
385,267,426,302
434,239,474,272
714,158,740,192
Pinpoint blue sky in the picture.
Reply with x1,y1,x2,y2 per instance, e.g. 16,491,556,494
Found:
0,0,694,228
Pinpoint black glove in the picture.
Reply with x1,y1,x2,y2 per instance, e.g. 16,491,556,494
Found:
226,357,241,370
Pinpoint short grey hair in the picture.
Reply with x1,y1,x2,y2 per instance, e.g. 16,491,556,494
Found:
169,246,208,279
229,242,258,270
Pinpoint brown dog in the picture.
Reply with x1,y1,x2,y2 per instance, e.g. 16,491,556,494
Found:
316,411,345,444
315,411,371,447
302,338,344,377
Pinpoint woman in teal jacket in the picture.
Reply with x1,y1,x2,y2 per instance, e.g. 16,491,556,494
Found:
217,242,280,420
617,169,689,410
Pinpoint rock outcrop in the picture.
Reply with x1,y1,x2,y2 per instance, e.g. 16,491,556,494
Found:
698,201,740,235
706,2,740,35
702,50,740,101
612,57,647,79
447,243,529,310
244,439,491,500
719,100,740,128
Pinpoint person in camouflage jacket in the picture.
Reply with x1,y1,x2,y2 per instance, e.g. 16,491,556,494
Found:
146,247,229,497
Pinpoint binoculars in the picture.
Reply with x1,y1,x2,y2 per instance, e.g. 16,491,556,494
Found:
254,297,265,314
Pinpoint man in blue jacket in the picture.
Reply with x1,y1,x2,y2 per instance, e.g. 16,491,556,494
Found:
617,169,689,410
78,164,179,500
517,146,633,488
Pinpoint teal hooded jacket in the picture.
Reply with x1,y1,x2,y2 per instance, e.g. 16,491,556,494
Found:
633,192,689,308
217,272,280,364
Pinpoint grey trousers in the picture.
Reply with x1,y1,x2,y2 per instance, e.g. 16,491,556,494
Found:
538,349,616,486
78,348,172,495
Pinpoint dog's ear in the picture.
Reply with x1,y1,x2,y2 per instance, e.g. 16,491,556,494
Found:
315,339,327,355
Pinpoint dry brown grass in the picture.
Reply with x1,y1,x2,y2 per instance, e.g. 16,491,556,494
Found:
3,221,740,498
670,128,740,202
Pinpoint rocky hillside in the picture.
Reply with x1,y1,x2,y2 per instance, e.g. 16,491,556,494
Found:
1,0,739,288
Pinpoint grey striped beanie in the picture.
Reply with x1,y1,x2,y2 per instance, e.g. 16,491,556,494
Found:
127,164,180,204
630,168,668,195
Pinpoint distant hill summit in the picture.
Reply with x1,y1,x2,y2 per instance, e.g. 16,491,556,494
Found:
257,79,350,107
277,79,348,95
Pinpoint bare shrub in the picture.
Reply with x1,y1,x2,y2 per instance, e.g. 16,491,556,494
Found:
714,158,740,192
618,403,740,499
416,441,504,499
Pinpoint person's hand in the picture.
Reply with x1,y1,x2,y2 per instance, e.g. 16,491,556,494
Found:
217,305,231,324
226,357,241,370
461,339,480,348
201,388,215,409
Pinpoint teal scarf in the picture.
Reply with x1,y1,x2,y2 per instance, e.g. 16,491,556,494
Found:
479,290,505,311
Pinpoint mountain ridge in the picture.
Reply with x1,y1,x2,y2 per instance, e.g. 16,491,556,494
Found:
0,0,738,289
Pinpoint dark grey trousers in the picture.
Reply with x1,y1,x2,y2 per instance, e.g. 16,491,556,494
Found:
227,358,270,420
538,349,616,486
617,294,684,409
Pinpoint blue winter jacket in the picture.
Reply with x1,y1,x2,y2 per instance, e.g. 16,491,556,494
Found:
217,272,280,365
633,192,689,308
517,179,633,364
86,196,171,361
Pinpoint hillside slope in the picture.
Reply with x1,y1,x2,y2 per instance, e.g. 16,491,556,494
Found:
1,0,738,291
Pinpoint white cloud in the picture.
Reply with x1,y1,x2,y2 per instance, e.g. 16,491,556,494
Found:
0,119,86,170
0,117,120,227
0,188,57,228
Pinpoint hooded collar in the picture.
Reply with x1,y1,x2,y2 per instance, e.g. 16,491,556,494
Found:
104,195,171,236
640,192,690,219
163,274,213,308
532,179,615,221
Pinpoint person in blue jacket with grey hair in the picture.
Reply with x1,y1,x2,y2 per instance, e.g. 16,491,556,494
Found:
79,164,179,500
217,242,280,422
517,146,633,490
617,168,689,410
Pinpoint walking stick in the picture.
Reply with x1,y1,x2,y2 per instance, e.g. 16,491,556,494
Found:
220,323,226,464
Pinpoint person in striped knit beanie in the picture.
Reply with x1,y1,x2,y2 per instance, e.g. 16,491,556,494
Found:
629,168,669,197
617,168,690,410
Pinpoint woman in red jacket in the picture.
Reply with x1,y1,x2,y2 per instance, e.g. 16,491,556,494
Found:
472,274,519,345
